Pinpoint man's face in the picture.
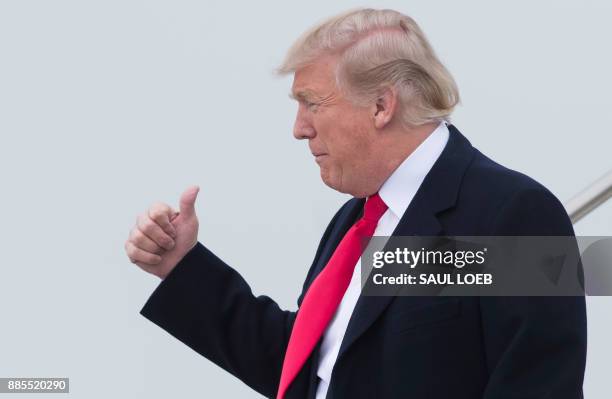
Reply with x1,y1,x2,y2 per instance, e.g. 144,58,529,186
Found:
291,57,378,196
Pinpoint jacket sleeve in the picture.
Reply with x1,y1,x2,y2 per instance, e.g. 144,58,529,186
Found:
479,188,587,399
139,200,350,398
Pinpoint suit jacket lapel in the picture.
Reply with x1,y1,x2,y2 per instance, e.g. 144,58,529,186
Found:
309,197,365,281
336,124,476,362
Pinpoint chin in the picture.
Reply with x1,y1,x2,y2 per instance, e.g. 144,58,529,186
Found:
320,168,342,192
321,171,372,198
320,169,361,196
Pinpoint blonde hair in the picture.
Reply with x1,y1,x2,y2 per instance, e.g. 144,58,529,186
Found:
276,8,460,127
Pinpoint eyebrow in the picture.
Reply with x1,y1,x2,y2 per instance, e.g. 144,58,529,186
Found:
289,89,319,102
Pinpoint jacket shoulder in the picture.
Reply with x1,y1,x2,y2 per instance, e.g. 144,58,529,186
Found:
467,149,551,195
453,148,572,235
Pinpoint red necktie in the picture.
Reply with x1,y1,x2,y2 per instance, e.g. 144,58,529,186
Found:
276,193,388,399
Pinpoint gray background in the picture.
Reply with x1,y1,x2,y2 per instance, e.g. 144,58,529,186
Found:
0,0,610,397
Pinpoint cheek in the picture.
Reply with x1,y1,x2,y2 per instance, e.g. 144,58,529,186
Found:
315,106,371,162
337,123,371,161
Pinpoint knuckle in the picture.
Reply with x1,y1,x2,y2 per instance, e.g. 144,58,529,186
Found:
152,230,169,244
149,209,162,221
150,202,169,217
136,213,145,225
132,228,145,243
142,218,156,234
151,201,167,210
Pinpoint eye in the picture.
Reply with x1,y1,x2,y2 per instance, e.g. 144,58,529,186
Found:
306,101,319,111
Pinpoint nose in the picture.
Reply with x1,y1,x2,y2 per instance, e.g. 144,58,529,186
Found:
293,104,316,140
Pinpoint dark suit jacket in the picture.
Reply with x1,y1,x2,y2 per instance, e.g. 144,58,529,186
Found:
140,124,587,399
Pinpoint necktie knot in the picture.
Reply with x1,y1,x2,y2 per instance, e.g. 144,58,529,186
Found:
362,193,388,222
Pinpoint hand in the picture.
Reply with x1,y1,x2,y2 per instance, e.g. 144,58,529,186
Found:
125,186,200,279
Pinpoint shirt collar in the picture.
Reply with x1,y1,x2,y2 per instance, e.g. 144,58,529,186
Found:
378,120,450,219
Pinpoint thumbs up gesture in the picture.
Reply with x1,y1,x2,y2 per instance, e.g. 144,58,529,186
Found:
125,186,200,279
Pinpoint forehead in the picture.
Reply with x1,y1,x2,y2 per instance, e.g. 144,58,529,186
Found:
291,56,338,98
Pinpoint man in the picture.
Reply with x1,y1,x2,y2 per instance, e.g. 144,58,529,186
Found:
125,8,586,399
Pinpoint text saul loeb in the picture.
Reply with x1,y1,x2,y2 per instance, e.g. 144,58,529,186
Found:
370,247,493,286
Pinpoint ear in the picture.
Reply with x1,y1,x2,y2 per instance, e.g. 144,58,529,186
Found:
372,86,398,129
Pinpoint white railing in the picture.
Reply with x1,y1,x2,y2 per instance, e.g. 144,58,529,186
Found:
565,170,612,224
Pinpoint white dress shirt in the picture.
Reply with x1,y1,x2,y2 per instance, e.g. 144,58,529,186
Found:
314,121,450,399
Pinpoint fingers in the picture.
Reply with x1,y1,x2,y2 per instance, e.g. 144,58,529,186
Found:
179,185,200,218
125,241,162,265
126,186,199,273
148,202,177,238
128,227,164,254
136,213,175,251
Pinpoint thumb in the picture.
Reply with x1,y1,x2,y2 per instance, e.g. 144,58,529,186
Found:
179,185,200,218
